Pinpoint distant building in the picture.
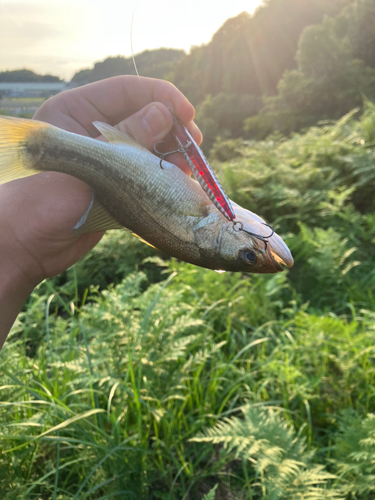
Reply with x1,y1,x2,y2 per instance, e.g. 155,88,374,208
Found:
0,82,76,98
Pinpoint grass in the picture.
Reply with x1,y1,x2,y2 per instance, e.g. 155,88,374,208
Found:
2,105,375,498
0,97,46,118
1,97,46,103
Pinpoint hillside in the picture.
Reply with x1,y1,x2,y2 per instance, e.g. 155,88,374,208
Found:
71,48,185,85
172,0,352,103
0,69,61,83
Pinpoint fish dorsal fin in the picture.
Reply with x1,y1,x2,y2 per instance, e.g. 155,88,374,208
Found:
93,121,149,152
73,194,123,234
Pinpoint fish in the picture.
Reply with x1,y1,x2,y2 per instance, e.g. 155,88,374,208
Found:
0,115,293,273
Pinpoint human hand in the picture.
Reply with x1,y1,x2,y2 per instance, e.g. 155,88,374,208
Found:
0,76,202,343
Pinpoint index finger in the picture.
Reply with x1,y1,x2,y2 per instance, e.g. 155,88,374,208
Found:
67,76,196,132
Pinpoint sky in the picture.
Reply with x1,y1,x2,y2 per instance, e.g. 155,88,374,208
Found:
0,0,263,80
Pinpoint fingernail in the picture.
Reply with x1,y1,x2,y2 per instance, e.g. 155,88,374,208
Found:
142,105,169,137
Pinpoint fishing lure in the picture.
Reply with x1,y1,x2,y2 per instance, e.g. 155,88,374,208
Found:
154,115,235,222
169,113,236,222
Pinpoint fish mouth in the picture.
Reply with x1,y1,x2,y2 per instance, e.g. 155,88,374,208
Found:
266,245,294,271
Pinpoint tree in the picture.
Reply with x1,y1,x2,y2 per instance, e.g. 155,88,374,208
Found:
0,70,61,83
195,93,263,151
172,0,353,104
248,0,375,138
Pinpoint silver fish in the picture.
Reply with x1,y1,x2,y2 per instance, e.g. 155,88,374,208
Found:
0,116,293,273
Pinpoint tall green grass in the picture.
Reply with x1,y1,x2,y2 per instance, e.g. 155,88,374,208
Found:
2,104,375,498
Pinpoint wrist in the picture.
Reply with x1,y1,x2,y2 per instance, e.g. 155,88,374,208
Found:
0,181,46,287
0,257,37,350
0,185,43,347
0,238,43,297
0,256,39,299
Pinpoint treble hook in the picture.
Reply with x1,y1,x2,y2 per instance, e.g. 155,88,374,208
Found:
154,140,192,169
233,221,274,251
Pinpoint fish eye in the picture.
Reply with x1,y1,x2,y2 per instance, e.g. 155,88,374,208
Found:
240,249,257,265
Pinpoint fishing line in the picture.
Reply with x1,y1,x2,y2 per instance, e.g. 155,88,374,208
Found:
131,1,153,104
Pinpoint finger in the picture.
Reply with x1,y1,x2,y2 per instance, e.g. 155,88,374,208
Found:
186,120,203,146
112,103,202,149
62,76,196,136
163,151,191,175
34,76,203,148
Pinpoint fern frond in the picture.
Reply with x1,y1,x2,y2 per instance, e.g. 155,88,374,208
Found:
192,406,340,498
202,484,218,500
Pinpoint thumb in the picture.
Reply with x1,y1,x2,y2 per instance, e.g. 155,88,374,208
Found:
98,102,173,150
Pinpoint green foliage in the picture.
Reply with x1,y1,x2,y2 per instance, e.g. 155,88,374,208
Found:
5,258,374,497
335,411,375,496
252,0,375,137
214,104,375,310
196,93,262,152
0,266,289,498
3,93,375,499
0,109,34,119
31,0,365,150
172,1,351,104
345,0,375,68
202,484,218,500
193,406,340,499
72,229,165,292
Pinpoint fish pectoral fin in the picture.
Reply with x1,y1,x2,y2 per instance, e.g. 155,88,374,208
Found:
73,191,156,248
73,194,123,234
93,121,149,152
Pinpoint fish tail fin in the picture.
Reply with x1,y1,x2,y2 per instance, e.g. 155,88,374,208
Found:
0,115,47,186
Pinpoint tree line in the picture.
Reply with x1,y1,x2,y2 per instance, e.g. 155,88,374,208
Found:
0,69,61,83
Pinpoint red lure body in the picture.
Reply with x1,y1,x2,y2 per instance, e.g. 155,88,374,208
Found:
170,113,236,222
